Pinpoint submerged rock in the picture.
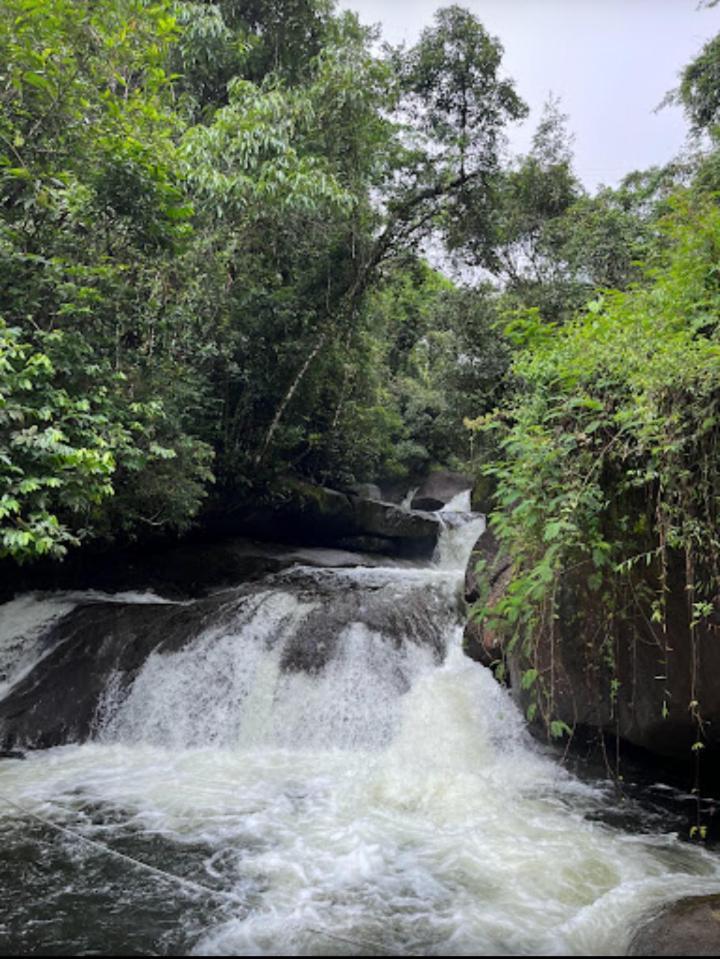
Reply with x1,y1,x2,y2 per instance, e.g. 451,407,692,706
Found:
629,895,720,956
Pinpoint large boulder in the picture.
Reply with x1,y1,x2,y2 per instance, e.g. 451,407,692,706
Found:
0,565,453,750
411,471,472,512
529,550,720,764
224,483,441,558
348,483,382,501
463,528,511,669
629,895,720,956
463,528,720,773
376,479,415,506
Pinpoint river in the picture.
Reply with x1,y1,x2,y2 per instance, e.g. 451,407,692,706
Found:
1,500,719,955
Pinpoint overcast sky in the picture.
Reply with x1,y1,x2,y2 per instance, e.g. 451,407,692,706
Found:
340,0,720,190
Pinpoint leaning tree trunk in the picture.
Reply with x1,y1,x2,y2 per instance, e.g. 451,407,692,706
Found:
254,332,328,466
252,176,474,468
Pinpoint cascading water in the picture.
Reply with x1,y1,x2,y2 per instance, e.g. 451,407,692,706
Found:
2,512,720,956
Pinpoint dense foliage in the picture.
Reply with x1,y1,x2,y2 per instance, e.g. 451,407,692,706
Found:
0,0,527,559
470,196,720,726
467,26,720,743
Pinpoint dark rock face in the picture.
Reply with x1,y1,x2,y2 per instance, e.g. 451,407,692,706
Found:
275,567,450,674
463,529,720,768
0,483,442,604
376,480,413,505
0,595,235,749
411,471,472,512
533,551,720,762
463,528,511,669
348,483,383,501
629,895,720,956
337,535,394,554
0,538,289,605
229,484,441,558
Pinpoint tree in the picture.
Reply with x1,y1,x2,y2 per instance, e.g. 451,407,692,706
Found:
676,32,720,135
0,0,213,555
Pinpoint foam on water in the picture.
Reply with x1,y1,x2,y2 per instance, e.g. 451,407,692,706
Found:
2,519,720,955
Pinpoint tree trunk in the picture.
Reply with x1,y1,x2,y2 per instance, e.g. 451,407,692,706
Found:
254,332,328,465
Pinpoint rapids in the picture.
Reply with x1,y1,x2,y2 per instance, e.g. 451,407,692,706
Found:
1,506,720,955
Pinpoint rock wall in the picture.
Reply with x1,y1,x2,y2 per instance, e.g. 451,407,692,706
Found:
463,527,720,770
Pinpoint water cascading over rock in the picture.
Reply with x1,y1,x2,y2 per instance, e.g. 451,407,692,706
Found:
2,508,720,957
0,511,476,752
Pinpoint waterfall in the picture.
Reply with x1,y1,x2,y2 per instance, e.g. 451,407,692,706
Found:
1,516,720,956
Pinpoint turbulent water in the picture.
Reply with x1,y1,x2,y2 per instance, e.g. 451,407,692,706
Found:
2,506,720,956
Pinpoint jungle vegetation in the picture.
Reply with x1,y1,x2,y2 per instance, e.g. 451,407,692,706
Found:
1,0,719,582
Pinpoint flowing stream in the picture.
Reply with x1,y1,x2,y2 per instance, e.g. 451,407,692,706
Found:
1,502,720,955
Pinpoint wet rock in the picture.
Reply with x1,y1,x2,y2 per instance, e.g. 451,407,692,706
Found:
411,471,472,511
352,496,438,543
629,895,720,956
525,549,720,763
112,540,287,597
462,528,511,669
0,565,454,750
376,480,414,505
0,482,442,606
0,594,236,750
463,527,508,605
276,566,450,673
220,483,441,559
336,535,392,553
0,538,295,604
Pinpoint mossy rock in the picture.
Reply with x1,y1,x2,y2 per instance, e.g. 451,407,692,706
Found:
470,474,497,514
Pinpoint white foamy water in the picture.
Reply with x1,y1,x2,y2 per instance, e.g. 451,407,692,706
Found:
440,489,472,514
433,489,485,571
1,520,720,955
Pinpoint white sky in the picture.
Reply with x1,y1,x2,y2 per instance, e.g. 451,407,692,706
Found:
340,0,720,190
